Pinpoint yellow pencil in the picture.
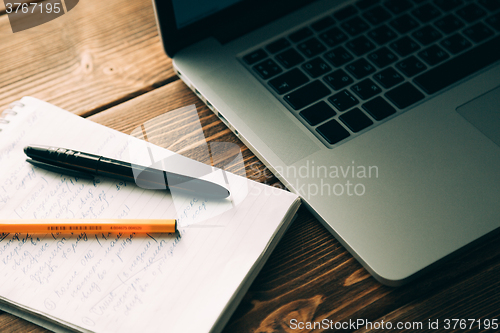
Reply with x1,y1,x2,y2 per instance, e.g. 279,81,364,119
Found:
0,219,177,234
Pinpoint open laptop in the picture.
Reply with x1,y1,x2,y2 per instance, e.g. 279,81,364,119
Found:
153,0,500,286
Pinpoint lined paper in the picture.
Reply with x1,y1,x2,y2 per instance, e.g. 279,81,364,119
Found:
0,97,299,333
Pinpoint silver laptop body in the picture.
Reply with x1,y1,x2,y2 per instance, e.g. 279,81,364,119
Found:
154,0,500,285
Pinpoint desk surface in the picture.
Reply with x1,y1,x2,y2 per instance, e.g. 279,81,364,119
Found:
1,1,499,332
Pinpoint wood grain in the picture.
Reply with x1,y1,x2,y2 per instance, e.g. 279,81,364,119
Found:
0,0,175,117
0,312,47,333
359,262,500,332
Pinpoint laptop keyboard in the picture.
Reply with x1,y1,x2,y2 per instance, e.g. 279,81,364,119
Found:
240,0,500,147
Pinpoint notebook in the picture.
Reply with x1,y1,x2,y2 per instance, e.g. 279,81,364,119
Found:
0,97,300,333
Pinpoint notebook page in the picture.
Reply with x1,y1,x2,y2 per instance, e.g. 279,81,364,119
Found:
0,97,299,333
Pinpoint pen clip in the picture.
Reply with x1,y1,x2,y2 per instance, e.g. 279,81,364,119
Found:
26,158,95,180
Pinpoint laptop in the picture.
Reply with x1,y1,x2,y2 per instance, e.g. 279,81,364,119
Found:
153,0,500,286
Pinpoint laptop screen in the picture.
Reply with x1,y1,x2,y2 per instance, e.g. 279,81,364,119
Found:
155,0,315,57
172,0,244,29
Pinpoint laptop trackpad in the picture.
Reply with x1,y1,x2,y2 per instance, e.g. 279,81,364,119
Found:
456,85,500,147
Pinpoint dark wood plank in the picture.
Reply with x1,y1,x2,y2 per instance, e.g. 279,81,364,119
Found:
0,0,175,117
0,312,48,333
359,261,500,332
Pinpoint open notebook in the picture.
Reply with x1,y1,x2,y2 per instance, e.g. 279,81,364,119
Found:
0,97,300,333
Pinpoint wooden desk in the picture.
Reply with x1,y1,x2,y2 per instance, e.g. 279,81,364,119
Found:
1,1,499,332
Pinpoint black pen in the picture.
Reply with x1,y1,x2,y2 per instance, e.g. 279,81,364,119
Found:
24,145,230,199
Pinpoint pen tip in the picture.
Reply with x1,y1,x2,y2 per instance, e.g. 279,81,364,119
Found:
205,187,230,199
217,187,230,199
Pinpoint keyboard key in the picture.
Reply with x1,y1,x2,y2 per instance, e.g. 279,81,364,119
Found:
434,14,464,34
266,38,291,54
440,33,471,53
297,38,327,58
341,16,370,36
412,25,443,45
479,0,500,12
384,0,413,14
346,36,376,56
334,5,358,21
415,35,500,94
316,119,351,144
319,27,349,47
486,13,500,31
396,56,427,76
456,4,486,23
367,47,398,67
367,25,398,44
300,101,337,126
329,90,359,111
351,78,382,100
311,16,336,31
268,68,309,94
390,14,420,33
276,49,305,68
284,80,331,110
363,6,392,25
362,96,396,120
323,69,354,90
434,0,463,12
411,3,441,23
390,36,420,56
339,108,374,132
302,58,332,78
324,46,353,67
462,22,494,43
253,59,282,79
385,82,424,108
289,27,314,42
418,45,449,65
243,49,267,65
346,58,376,79
373,67,404,88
